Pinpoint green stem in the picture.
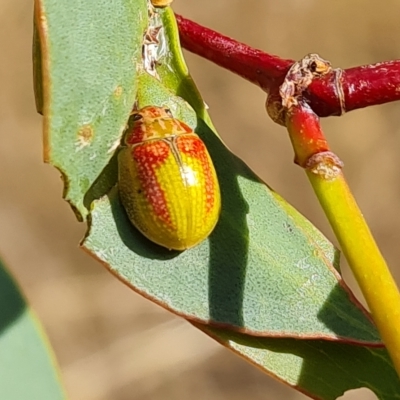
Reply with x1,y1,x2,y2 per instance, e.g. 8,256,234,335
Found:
286,102,400,376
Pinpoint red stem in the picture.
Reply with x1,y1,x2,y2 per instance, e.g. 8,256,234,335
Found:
176,14,400,118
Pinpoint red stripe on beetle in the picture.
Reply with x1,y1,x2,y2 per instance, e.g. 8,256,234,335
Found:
132,140,173,226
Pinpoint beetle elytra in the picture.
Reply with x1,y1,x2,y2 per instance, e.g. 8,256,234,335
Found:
118,106,221,250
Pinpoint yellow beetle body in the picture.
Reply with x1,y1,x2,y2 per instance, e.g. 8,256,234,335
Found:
118,106,220,250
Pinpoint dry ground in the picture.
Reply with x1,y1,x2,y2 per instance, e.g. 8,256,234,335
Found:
1,1,400,399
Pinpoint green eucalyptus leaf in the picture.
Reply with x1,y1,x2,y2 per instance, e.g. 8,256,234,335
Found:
0,258,66,399
84,163,378,343
35,0,148,219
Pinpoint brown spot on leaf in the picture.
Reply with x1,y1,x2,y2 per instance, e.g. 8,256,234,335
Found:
77,124,94,148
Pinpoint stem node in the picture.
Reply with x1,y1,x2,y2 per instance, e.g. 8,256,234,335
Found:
305,151,344,180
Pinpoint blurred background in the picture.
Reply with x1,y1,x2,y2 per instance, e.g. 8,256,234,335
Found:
1,0,400,398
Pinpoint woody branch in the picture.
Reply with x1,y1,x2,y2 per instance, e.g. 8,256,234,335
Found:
176,14,400,118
